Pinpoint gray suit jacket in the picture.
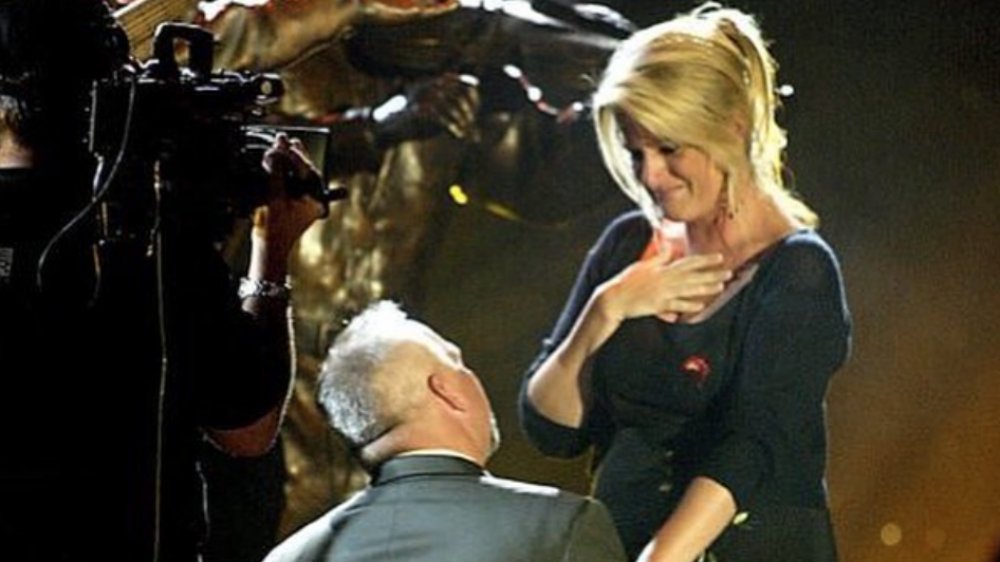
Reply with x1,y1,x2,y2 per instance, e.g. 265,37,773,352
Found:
264,455,626,562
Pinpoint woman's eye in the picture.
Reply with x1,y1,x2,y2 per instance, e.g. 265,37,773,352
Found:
659,143,679,155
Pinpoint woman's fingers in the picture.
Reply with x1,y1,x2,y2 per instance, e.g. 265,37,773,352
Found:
602,251,736,321
664,252,725,269
681,280,728,298
684,268,732,285
666,297,708,313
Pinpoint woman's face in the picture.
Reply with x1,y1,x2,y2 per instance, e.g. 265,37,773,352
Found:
620,115,726,224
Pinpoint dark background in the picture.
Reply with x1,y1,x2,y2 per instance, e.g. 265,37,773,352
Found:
413,1,1000,561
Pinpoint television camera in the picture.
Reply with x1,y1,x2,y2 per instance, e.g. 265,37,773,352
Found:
89,22,343,243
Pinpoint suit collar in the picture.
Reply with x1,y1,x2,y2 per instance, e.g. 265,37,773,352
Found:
371,454,485,486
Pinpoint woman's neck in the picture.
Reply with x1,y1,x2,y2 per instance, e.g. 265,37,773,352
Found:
685,188,800,270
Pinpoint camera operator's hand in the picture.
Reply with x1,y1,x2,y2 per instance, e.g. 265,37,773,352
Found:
372,73,481,147
249,133,326,280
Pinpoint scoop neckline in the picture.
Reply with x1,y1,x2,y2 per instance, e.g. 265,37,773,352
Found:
665,228,812,327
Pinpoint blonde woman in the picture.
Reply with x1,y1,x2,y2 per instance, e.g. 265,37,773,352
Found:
519,4,851,561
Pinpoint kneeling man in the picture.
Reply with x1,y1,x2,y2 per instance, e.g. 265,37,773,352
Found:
265,301,625,562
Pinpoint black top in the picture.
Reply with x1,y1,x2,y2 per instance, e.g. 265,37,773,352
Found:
0,167,288,561
519,210,851,560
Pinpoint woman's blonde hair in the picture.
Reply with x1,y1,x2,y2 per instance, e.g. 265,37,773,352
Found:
593,2,817,227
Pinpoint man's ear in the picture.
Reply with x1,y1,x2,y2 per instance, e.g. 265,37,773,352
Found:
427,372,467,412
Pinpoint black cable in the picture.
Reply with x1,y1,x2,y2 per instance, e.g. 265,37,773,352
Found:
35,72,139,295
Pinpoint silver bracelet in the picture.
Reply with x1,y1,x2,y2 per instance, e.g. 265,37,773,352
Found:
238,277,291,300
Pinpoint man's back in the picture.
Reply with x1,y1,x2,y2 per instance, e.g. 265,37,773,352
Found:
265,455,625,562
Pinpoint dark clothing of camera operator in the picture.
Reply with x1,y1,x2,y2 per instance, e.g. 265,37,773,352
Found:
0,1,325,560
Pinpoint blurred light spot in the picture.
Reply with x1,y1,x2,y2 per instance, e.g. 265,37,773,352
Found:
503,64,523,79
526,86,542,102
881,522,903,546
297,223,325,266
483,201,520,221
732,512,749,526
777,84,795,97
925,527,947,550
449,184,469,205
371,94,407,122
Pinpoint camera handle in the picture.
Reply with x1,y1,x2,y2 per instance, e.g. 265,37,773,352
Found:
149,23,214,79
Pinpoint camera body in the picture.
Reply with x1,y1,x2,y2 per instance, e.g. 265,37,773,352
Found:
88,23,296,242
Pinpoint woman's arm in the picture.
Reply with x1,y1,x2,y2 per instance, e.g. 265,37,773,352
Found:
524,287,622,427
526,251,730,427
637,477,737,562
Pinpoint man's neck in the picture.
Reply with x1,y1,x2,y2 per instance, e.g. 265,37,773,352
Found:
396,448,482,466
361,423,488,468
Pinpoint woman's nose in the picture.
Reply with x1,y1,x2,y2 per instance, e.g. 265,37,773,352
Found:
640,148,669,188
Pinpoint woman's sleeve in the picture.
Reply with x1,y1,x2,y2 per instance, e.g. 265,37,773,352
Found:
698,238,852,509
518,213,640,458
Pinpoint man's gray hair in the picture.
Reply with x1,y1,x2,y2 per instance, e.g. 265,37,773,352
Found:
317,300,425,446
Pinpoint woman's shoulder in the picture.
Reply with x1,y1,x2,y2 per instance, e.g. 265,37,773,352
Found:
770,229,840,263
587,209,652,262
604,209,650,234
594,209,651,247
575,210,651,279
758,229,845,290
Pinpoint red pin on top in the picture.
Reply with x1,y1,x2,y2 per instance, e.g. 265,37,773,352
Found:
681,355,711,388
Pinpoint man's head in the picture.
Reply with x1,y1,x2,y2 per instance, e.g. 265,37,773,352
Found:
0,0,126,161
317,301,500,466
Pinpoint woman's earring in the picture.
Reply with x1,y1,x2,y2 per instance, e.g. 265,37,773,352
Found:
721,177,738,220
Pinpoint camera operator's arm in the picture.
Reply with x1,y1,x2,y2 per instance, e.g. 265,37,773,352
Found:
205,133,325,457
